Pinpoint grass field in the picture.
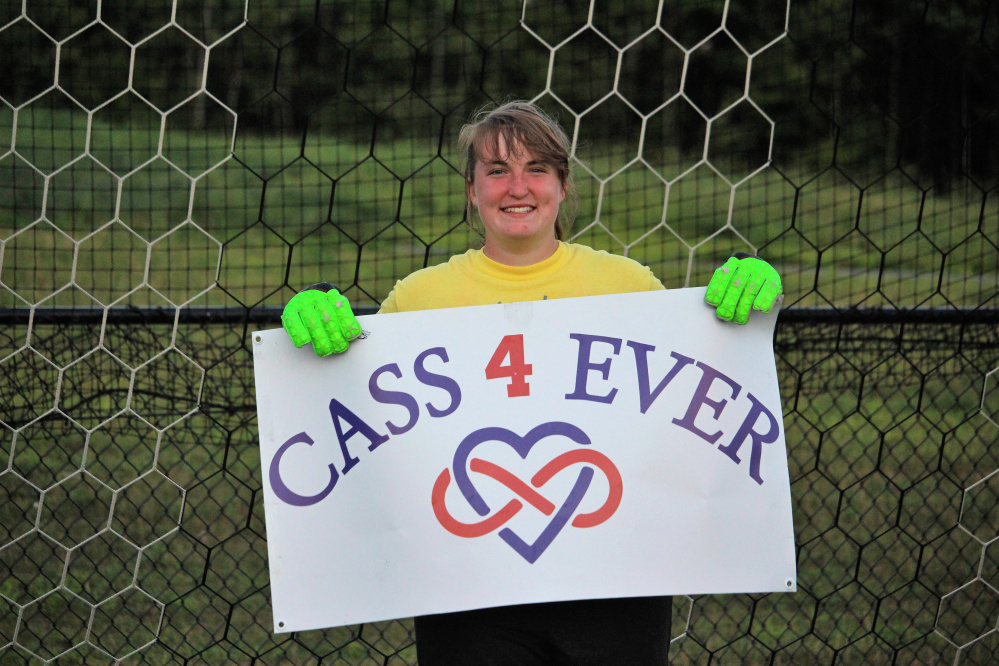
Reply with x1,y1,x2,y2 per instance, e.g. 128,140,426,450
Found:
2,109,996,312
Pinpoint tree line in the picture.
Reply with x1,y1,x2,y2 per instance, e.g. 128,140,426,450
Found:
0,0,994,191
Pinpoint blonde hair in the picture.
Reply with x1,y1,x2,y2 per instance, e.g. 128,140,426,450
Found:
458,101,578,241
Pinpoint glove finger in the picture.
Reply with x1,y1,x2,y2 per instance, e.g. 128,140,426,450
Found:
733,268,765,324
704,257,740,307
282,308,312,348
715,263,750,322
330,291,362,343
319,291,359,355
300,298,336,357
283,292,327,349
321,316,347,354
753,272,783,312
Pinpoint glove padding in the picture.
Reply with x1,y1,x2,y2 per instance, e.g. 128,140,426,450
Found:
282,287,362,357
704,255,783,324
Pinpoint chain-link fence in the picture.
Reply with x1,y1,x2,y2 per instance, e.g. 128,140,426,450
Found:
1,1,998,664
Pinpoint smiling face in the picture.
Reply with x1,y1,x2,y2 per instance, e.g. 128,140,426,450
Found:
467,134,567,265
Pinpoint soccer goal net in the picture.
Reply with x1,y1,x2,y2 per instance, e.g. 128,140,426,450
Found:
1,1,997,663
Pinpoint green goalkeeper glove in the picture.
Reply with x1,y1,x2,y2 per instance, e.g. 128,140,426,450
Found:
704,253,783,325
281,283,362,357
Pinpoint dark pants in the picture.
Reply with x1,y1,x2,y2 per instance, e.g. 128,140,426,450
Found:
415,596,672,666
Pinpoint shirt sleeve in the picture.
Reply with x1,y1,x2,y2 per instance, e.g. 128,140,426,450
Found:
377,284,400,314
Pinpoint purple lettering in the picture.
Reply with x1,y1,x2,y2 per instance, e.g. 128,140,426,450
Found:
565,334,622,404
627,341,695,414
268,432,338,507
369,363,419,435
672,361,742,444
329,398,389,475
414,347,461,418
718,392,780,485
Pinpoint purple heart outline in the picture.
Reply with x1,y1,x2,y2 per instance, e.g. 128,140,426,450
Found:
451,422,596,563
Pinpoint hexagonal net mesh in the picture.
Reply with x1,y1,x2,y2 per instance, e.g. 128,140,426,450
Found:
1,0,998,664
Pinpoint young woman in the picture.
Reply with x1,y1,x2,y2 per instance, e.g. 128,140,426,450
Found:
281,101,782,665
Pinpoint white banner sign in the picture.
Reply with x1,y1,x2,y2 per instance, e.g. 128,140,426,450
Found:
252,288,796,633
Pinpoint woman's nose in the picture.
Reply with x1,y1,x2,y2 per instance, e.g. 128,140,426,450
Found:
509,172,528,196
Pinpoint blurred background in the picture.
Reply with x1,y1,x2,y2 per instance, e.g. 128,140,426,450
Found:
1,1,997,664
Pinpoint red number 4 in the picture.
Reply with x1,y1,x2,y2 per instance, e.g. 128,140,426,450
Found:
485,334,533,397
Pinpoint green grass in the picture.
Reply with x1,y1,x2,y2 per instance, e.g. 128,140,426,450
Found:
2,114,997,311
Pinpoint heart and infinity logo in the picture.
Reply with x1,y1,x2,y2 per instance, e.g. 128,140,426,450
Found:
431,422,622,563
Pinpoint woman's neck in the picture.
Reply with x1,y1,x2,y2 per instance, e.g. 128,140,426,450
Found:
482,236,560,267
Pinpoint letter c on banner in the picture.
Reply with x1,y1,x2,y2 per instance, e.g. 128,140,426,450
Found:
269,432,339,507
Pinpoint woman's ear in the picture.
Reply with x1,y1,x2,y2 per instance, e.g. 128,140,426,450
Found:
466,178,477,208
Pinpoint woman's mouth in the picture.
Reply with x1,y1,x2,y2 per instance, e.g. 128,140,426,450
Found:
502,206,535,213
